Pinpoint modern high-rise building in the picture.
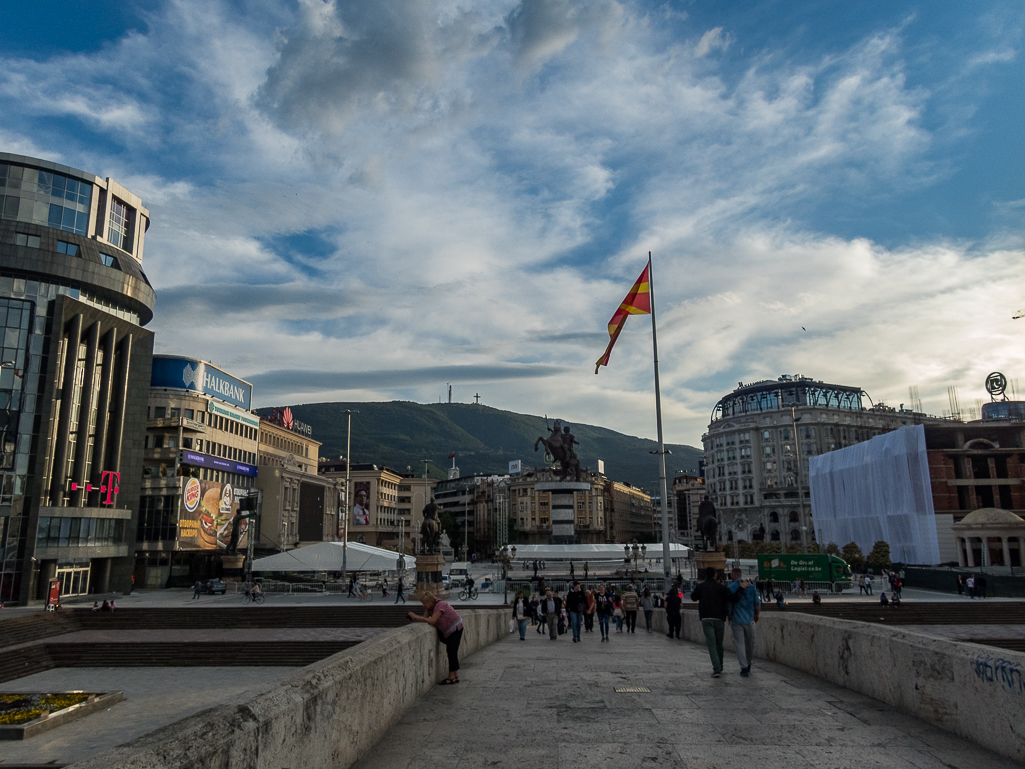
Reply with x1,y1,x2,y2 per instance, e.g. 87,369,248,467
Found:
702,374,947,551
0,152,155,604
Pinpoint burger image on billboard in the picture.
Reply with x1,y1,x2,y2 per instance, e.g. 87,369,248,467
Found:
178,478,247,551
198,485,222,547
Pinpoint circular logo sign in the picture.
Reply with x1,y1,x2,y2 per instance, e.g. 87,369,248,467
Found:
986,371,1007,397
221,484,234,516
183,478,202,512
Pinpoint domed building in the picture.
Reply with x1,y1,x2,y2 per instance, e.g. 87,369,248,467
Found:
702,375,947,550
951,508,1024,568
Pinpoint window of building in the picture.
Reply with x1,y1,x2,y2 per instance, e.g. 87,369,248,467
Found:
769,512,779,523
99,253,121,270
184,409,194,420
56,240,79,256
780,428,791,440
15,233,40,248
108,198,131,250
762,430,771,440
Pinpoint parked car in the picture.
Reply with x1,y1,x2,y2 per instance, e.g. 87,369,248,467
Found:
441,574,451,589
203,579,227,595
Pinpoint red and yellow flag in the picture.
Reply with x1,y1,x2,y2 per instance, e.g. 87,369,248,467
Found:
595,264,651,373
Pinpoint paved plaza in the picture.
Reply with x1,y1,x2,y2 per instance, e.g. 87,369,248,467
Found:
352,627,1019,769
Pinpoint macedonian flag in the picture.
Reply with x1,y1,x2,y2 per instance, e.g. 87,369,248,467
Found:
595,263,651,373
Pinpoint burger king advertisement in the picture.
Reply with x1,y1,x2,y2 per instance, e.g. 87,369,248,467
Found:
178,477,249,550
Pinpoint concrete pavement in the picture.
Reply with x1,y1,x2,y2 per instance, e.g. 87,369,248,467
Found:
351,624,1018,769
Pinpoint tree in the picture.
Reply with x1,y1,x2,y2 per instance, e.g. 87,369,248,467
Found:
825,542,841,556
807,542,821,554
785,542,804,554
758,541,782,555
866,540,892,572
842,541,865,571
737,541,756,559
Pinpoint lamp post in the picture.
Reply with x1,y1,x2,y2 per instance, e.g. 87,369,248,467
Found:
499,544,517,603
625,539,646,581
342,410,357,582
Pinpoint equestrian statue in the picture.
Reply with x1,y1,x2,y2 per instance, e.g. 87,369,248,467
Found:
696,498,719,551
534,417,582,482
420,502,441,554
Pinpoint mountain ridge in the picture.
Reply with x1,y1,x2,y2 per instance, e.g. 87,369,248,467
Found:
258,401,703,493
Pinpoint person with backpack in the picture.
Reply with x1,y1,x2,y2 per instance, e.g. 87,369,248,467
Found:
691,567,731,677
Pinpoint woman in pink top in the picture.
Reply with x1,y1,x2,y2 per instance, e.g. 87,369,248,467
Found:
408,593,464,684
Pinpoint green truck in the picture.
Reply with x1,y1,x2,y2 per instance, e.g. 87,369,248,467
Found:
757,553,852,589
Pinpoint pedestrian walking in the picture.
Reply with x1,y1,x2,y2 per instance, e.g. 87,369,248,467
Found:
691,567,731,677
192,580,202,600
727,567,761,678
622,584,640,633
665,584,682,639
529,593,540,625
966,575,975,599
394,577,406,604
409,594,464,684
956,575,964,597
864,574,873,595
977,575,987,599
858,574,865,595
541,589,562,640
584,589,596,633
347,576,355,597
382,578,389,598
595,584,614,642
763,578,775,602
613,594,624,633
512,591,529,641
566,582,585,642
893,575,902,599
641,587,654,633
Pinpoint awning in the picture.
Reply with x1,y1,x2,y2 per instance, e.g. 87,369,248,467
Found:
509,543,691,560
251,541,415,573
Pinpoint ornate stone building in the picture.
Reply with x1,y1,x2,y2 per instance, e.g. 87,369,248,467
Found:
703,374,947,549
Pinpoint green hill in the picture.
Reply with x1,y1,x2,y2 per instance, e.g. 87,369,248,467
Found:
258,401,702,493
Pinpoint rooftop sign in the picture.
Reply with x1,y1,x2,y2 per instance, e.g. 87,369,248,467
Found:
151,356,252,410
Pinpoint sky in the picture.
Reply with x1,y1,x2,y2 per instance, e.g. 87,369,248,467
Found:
1,0,1023,447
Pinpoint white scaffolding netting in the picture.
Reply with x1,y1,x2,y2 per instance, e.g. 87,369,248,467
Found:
808,424,941,565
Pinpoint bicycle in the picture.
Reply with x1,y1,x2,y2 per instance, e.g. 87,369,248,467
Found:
241,590,265,605
458,587,479,601
356,587,374,602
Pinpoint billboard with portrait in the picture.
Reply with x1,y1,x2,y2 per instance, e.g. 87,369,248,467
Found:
178,477,249,550
352,481,371,525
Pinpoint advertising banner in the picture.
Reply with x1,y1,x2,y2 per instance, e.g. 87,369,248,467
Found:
352,481,371,525
178,477,249,550
151,356,253,410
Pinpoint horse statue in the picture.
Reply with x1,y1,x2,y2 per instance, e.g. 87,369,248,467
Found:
420,502,440,554
534,418,582,482
696,498,718,551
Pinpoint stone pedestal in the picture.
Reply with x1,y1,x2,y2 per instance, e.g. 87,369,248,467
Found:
536,481,590,545
220,555,245,582
411,553,449,602
694,550,727,580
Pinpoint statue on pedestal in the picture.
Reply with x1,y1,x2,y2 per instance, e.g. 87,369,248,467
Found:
534,417,582,482
420,502,440,554
697,498,718,551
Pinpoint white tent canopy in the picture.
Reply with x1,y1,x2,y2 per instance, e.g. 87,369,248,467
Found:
510,543,691,561
251,541,415,573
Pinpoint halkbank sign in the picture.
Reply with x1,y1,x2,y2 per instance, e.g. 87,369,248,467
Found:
150,355,253,410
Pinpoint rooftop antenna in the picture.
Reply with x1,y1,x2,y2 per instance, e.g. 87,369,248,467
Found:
448,383,452,403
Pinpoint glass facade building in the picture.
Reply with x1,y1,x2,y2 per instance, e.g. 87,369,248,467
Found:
0,152,155,604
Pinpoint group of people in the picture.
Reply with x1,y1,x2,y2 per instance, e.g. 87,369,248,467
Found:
957,573,987,599
512,582,674,643
690,567,761,678
90,599,117,612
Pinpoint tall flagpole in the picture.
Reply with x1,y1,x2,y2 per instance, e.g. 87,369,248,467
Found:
648,251,672,589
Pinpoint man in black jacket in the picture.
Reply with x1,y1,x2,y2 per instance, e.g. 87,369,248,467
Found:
665,584,683,639
565,582,586,642
690,567,731,677
540,589,563,640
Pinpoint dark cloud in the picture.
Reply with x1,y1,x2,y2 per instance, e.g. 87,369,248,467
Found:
248,363,570,396
532,331,608,345
506,0,622,69
255,1,497,134
156,283,364,322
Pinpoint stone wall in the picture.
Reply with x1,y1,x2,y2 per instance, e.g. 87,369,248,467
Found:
652,608,1025,762
67,608,507,769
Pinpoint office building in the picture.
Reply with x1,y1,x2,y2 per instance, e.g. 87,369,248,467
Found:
0,152,155,604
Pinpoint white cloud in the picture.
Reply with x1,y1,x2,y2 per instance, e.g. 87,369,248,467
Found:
1,0,1019,450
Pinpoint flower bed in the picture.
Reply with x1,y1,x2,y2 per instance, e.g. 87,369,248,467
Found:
0,690,123,740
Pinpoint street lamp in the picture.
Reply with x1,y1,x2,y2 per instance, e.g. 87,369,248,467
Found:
342,410,358,582
499,544,517,603
625,540,646,581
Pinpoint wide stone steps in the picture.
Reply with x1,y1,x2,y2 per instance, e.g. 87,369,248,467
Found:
0,640,357,684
